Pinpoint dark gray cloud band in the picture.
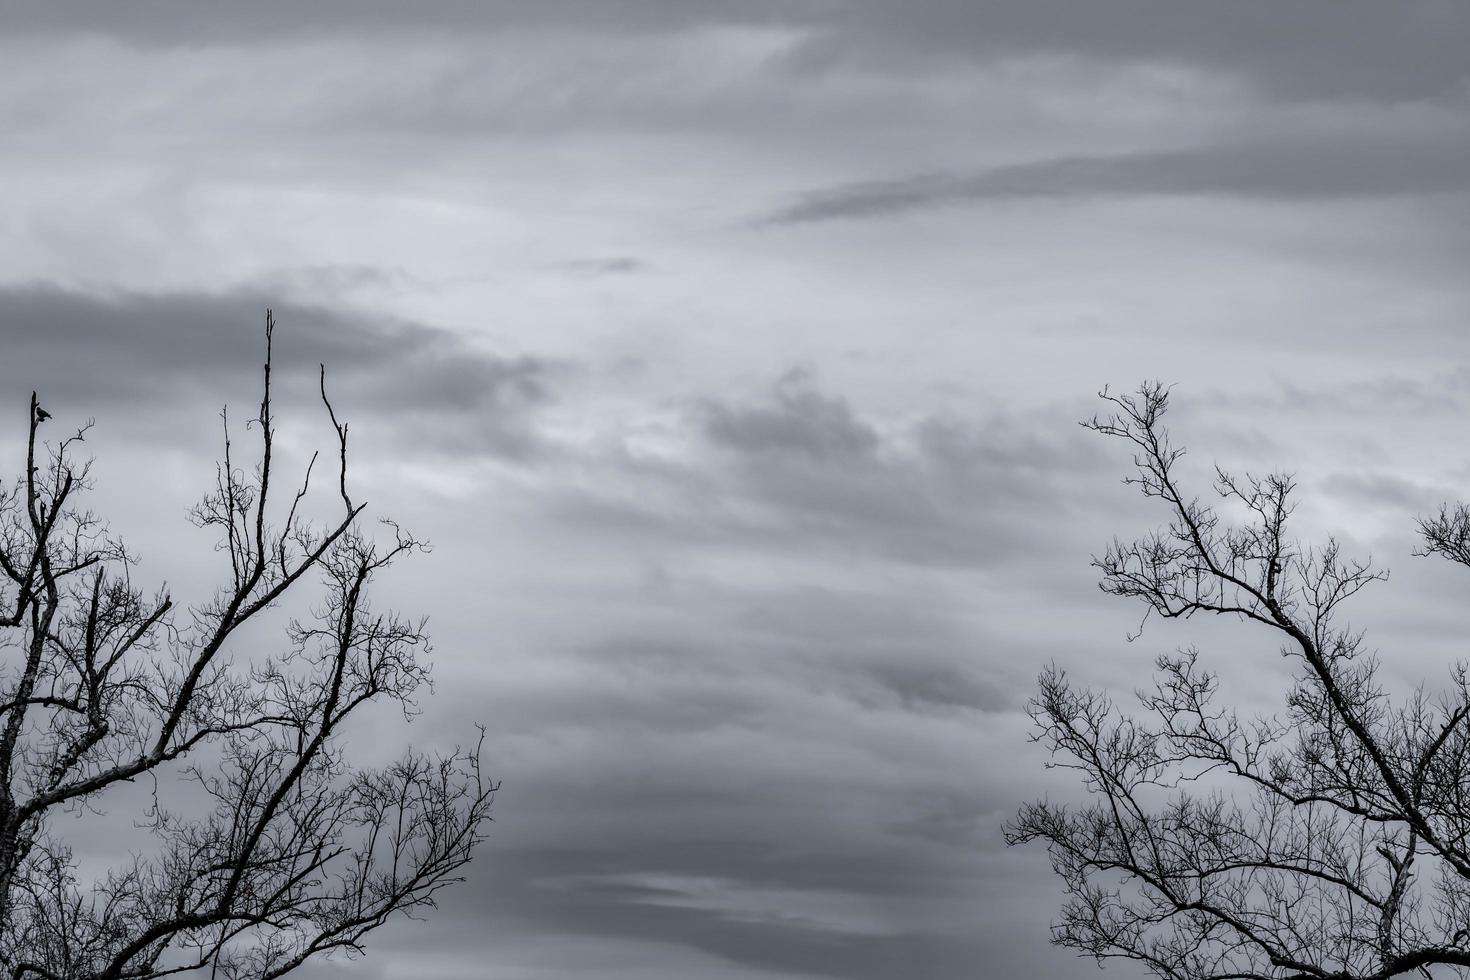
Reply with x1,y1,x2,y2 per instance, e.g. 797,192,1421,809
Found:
0,283,560,458
545,369,1109,571
766,135,1470,223
6,0,1469,104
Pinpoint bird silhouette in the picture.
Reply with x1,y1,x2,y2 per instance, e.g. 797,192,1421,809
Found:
34,406,51,423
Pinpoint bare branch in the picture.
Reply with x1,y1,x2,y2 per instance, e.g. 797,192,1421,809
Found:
1012,383,1470,980
0,314,493,980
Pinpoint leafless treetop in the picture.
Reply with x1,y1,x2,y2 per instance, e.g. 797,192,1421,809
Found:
1010,382,1470,980
0,314,495,980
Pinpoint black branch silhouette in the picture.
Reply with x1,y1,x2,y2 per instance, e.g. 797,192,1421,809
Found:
1008,382,1470,980
0,314,496,980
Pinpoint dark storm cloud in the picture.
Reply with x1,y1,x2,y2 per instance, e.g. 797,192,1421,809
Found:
696,373,1105,566
1319,471,1444,512
549,371,1106,570
765,135,1470,223
815,0,1470,102
480,580,1023,749
396,755,1011,976
862,659,1010,714
372,840,1004,980
701,369,880,460
0,0,817,45
6,0,1468,104
491,869,993,980
0,283,559,458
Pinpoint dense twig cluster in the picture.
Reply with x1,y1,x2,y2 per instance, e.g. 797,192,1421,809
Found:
1008,383,1470,980
0,314,495,980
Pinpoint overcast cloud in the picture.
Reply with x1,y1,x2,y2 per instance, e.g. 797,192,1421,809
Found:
4,5,1470,980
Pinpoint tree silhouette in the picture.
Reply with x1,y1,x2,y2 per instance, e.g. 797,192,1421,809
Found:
0,314,495,980
1009,383,1470,980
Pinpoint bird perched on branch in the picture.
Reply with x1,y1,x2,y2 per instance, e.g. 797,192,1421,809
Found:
34,405,51,423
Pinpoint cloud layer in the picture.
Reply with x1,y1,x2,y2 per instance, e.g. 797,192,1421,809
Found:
6,6,1470,980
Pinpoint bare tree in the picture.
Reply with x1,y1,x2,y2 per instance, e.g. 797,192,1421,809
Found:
0,314,495,980
1007,382,1470,980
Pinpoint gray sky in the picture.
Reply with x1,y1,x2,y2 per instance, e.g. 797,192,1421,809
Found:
4,4,1470,978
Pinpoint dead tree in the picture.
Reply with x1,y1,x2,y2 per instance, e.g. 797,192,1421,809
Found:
0,314,495,980
1007,382,1470,980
